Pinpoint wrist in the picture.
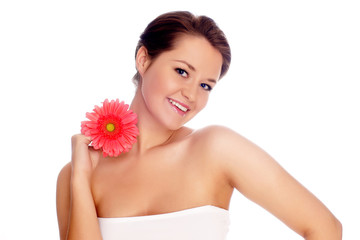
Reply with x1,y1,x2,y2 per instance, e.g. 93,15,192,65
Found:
70,170,92,188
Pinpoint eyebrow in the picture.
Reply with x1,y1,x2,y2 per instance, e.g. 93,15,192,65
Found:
173,60,218,84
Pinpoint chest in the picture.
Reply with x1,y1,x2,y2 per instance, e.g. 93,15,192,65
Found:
91,146,220,217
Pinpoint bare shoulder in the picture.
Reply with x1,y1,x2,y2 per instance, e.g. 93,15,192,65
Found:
57,162,71,183
56,162,72,240
57,162,72,201
191,125,278,186
191,125,254,153
56,161,73,192
189,125,257,167
193,125,245,139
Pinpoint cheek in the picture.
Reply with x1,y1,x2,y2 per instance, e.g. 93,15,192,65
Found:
196,93,210,111
141,69,171,103
142,67,161,93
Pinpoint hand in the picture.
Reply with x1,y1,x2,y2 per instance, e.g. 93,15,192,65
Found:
71,134,101,180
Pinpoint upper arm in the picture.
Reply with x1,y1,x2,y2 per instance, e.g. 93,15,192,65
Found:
204,125,340,238
56,162,72,240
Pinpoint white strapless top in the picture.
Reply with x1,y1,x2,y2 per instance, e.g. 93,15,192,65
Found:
98,205,230,240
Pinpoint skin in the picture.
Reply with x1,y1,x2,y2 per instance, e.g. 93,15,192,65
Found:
56,35,342,239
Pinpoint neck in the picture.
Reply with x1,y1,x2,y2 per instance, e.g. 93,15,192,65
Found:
129,89,176,154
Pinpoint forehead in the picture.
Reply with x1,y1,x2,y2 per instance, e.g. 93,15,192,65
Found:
161,35,223,79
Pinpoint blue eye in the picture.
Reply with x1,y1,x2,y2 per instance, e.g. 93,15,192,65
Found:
175,68,188,77
200,83,212,91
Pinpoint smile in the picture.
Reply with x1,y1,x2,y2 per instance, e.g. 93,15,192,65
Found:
168,98,189,113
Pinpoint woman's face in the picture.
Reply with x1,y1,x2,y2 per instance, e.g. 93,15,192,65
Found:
139,34,223,130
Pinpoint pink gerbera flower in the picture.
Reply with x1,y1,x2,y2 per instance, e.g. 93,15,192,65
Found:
81,99,139,157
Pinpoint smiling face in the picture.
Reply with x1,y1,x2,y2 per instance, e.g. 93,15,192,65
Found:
136,34,223,130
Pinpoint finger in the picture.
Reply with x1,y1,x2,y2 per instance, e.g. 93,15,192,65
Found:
71,134,92,147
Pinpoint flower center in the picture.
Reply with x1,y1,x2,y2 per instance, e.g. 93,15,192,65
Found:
106,123,115,132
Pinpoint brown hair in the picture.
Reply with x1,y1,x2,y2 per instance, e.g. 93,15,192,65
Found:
133,11,231,86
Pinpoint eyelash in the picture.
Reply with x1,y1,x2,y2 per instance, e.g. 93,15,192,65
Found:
175,68,212,92
201,83,212,91
175,68,188,78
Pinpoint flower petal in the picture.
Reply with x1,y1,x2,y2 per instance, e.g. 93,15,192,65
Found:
80,99,139,157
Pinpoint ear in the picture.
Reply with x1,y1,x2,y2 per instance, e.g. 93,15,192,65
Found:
135,46,151,77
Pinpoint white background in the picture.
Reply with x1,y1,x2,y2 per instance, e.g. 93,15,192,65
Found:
0,0,359,239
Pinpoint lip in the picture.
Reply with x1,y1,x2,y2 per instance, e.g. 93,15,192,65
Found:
168,98,190,110
167,98,190,116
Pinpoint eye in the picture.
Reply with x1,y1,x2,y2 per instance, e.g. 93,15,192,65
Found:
175,68,188,78
200,83,212,91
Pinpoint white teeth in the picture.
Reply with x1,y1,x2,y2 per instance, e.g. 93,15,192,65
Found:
169,99,188,112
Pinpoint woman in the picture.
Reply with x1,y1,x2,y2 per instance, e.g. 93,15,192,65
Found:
56,11,342,239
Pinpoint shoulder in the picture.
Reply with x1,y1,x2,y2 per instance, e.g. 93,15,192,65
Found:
190,125,251,152
57,162,71,187
190,125,274,184
192,125,274,165
188,125,255,166
56,162,72,239
57,162,72,206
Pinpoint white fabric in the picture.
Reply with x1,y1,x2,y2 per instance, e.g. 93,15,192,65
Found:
98,205,230,240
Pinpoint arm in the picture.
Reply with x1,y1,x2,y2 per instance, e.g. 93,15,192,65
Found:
56,134,102,240
206,126,342,239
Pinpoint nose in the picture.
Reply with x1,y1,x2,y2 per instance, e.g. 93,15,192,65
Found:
181,82,197,102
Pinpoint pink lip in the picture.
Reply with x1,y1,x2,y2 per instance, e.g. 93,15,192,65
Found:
168,98,190,110
167,98,190,117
